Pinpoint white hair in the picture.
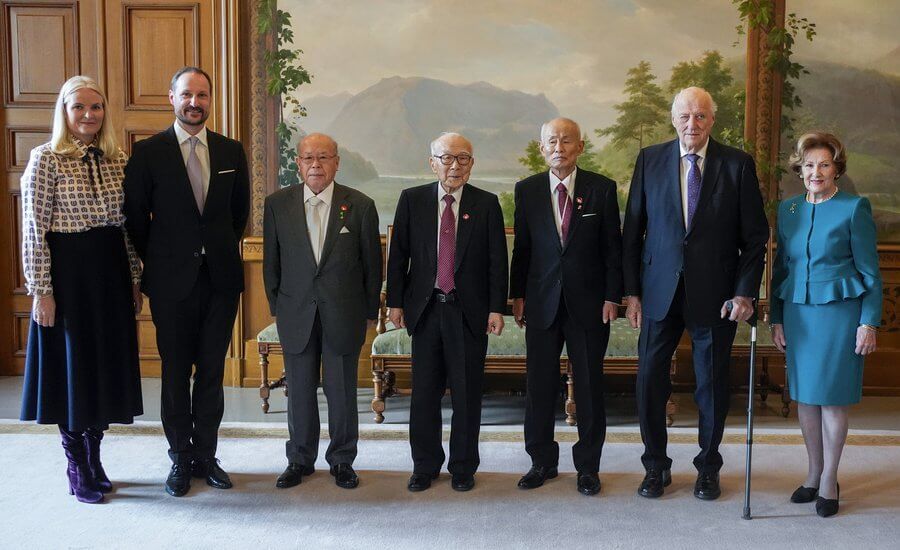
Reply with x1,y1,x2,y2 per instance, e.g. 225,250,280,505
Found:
671,87,718,117
540,118,582,143
430,132,471,155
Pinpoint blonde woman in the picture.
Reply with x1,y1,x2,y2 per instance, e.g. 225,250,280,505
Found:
20,76,143,504
770,132,882,517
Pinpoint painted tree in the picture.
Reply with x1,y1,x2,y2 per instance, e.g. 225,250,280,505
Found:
597,61,669,150
518,139,548,177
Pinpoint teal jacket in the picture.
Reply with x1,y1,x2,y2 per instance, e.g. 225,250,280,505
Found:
770,191,882,325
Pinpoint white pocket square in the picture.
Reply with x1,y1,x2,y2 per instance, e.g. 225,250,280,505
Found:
217,169,236,174
339,226,351,234
581,213,598,217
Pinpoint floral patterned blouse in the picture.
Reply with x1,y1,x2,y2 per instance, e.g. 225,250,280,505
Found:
21,139,141,296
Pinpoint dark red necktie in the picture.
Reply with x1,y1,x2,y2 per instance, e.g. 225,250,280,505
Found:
557,182,572,243
437,194,456,293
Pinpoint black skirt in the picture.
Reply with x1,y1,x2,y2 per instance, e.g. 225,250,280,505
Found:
20,226,143,430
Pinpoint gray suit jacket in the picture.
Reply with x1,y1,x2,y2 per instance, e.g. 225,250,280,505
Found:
263,182,382,355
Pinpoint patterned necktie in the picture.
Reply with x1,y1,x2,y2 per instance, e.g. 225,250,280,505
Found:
186,136,205,214
307,196,324,265
556,182,572,243
437,194,456,293
686,153,701,228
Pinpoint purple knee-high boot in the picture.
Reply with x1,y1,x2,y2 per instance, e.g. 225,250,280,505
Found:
84,428,113,493
59,426,104,504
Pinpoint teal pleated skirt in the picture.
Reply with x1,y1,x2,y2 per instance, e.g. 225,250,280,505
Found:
783,298,864,406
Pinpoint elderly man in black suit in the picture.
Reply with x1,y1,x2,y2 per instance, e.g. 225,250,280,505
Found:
623,87,769,500
387,132,508,492
510,117,623,496
263,133,382,490
124,67,250,496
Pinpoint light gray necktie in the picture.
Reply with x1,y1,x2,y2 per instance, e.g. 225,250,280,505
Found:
186,136,205,213
307,196,325,264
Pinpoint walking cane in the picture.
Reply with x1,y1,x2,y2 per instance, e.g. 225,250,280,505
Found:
727,300,758,520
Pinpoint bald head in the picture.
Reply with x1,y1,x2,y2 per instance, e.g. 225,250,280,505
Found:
297,132,340,193
671,87,717,154
429,132,474,193
540,117,585,179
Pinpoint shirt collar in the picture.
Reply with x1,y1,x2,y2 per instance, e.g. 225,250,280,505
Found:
549,168,577,194
304,181,335,205
679,138,709,161
438,184,464,204
174,121,208,148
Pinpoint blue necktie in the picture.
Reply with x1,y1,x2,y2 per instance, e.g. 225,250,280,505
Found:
685,153,701,228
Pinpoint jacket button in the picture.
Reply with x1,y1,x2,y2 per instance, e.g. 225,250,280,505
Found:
194,252,200,258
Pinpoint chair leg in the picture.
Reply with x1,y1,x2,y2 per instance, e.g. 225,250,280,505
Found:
565,364,576,426
372,370,385,424
259,350,270,414
666,395,677,427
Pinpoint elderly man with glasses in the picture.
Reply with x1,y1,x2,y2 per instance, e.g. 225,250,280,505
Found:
387,132,508,492
263,133,383,490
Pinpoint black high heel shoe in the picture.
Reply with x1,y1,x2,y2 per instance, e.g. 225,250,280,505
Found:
790,485,818,503
815,483,840,517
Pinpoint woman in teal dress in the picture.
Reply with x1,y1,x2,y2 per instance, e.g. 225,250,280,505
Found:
770,132,881,518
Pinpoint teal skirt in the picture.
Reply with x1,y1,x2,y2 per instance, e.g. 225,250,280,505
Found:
783,298,864,406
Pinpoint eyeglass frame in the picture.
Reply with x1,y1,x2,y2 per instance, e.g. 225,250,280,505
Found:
432,153,473,166
297,154,338,165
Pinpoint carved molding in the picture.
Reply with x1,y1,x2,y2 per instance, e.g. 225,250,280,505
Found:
248,0,268,236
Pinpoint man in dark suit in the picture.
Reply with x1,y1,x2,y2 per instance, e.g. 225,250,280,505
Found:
510,117,623,496
263,133,382,490
123,67,250,496
623,87,769,500
387,132,508,492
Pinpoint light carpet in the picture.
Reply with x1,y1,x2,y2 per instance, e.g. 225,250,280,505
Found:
1,429,899,550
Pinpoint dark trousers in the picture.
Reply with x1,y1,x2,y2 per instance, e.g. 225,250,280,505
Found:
409,294,487,476
284,313,360,467
524,298,609,473
636,277,737,473
150,262,239,464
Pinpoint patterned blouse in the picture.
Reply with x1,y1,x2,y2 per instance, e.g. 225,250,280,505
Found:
21,139,141,296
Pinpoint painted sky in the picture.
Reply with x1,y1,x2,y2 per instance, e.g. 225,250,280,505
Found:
281,0,898,133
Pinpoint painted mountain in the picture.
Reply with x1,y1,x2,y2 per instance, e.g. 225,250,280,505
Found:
299,76,559,176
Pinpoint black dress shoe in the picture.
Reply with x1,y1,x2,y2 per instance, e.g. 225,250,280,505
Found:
517,466,558,489
637,468,672,499
165,463,192,497
577,472,601,496
693,471,721,500
451,474,475,492
197,458,232,489
276,463,315,489
816,483,840,518
790,485,819,503
330,463,359,489
407,472,439,492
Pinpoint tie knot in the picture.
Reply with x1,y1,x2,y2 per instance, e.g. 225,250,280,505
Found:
443,194,455,205
556,182,568,195
685,153,699,165
308,196,322,207
189,136,199,150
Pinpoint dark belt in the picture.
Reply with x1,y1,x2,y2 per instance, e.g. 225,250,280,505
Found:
433,289,458,303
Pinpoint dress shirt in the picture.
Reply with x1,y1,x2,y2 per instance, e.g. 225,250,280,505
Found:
20,139,141,295
435,184,464,289
550,169,576,243
174,122,210,198
679,138,709,229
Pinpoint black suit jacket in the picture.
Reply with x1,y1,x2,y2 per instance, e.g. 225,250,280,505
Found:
386,182,508,335
622,138,769,325
263,182,382,355
123,125,250,301
509,168,623,330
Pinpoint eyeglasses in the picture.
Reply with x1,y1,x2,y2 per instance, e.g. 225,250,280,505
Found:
433,153,473,166
298,154,337,164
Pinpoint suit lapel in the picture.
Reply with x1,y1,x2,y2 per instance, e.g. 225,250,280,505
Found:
666,139,685,233
536,173,562,253
453,184,475,272
317,182,347,271
164,126,202,218
426,182,439,277
204,131,222,220
687,139,723,236
562,168,591,253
